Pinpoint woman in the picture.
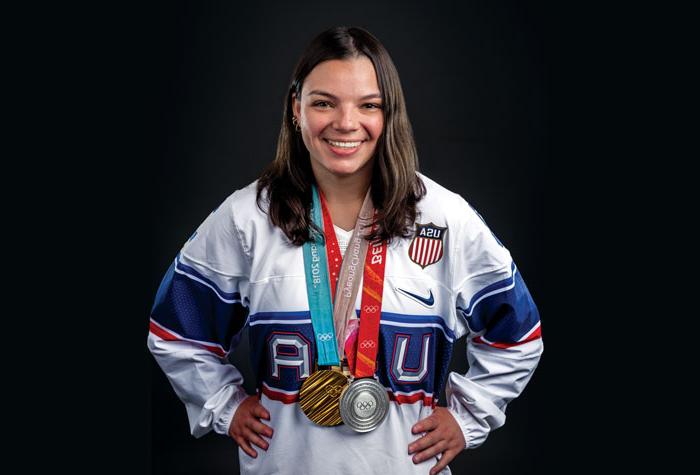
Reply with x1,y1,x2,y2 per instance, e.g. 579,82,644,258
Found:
148,26,543,475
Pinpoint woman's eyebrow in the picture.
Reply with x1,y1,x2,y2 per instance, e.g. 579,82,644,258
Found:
307,90,381,100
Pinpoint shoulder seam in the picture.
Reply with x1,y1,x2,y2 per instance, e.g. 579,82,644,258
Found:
229,191,254,266
179,252,249,278
451,263,513,294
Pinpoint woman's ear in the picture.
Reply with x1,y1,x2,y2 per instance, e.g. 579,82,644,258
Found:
291,93,300,119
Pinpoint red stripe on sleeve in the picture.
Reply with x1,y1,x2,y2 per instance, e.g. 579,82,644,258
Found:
473,324,542,349
149,321,226,357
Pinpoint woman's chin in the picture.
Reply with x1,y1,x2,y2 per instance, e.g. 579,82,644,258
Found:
310,153,374,179
327,156,375,176
329,166,359,176
323,161,364,177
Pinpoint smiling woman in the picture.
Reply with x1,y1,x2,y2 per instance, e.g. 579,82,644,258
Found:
294,57,384,181
148,25,543,475
292,59,385,233
258,27,425,245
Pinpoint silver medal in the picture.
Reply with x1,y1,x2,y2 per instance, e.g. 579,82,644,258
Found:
339,377,389,432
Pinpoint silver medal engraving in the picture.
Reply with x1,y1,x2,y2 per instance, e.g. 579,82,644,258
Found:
339,378,389,432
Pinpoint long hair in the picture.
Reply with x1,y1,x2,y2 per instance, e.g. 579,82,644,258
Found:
256,26,426,246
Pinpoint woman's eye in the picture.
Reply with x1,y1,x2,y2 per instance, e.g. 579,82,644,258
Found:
312,101,382,109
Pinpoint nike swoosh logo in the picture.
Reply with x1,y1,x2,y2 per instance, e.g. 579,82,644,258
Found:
396,287,435,307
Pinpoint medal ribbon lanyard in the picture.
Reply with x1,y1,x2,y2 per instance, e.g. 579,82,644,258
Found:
320,191,386,378
317,187,372,359
316,186,388,378
353,218,387,378
302,184,340,366
304,183,387,374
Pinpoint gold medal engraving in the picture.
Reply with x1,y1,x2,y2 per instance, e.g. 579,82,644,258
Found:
299,369,349,426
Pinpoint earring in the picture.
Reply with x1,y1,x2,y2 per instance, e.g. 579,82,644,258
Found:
292,115,301,132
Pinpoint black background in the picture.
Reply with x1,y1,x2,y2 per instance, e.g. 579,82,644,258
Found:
145,2,571,474
24,0,659,473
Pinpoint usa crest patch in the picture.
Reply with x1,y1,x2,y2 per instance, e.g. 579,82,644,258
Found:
408,222,447,269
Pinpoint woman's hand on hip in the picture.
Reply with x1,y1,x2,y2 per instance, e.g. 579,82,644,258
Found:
408,406,465,475
229,395,274,458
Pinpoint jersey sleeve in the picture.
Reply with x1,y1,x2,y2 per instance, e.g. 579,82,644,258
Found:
147,192,252,438
446,196,543,450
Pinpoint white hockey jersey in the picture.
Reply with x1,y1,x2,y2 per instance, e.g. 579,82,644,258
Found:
147,172,543,475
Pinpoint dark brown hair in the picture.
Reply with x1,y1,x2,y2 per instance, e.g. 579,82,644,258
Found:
256,26,426,245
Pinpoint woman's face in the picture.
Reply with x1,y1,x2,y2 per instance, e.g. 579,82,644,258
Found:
292,57,384,180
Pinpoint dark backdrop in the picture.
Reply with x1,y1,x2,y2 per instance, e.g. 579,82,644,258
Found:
132,1,608,474
14,0,662,473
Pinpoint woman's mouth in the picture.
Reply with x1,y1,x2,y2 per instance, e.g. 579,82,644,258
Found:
324,138,363,156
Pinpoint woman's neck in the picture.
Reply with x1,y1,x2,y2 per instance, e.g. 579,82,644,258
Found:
312,164,373,206
311,162,373,230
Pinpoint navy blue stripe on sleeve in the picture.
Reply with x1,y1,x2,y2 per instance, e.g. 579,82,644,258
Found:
457,264,541,346
150,257,249,352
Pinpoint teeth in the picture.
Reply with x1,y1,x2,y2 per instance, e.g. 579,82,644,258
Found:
327,139,361,148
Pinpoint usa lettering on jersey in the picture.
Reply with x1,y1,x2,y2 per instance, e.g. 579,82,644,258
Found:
408,222,447,269
249,313,455,408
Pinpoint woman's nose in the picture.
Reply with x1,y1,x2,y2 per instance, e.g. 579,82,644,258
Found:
332,105,358,131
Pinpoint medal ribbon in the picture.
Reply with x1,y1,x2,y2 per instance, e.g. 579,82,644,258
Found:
353,218,387,378
304,182,388,375
317,188,373,358
302,184,340,366
316,187,388,378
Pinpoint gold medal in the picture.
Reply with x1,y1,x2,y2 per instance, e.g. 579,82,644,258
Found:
299,367,349,426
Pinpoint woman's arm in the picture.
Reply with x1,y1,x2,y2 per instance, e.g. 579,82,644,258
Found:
147,192,254,438
408,196,543,474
